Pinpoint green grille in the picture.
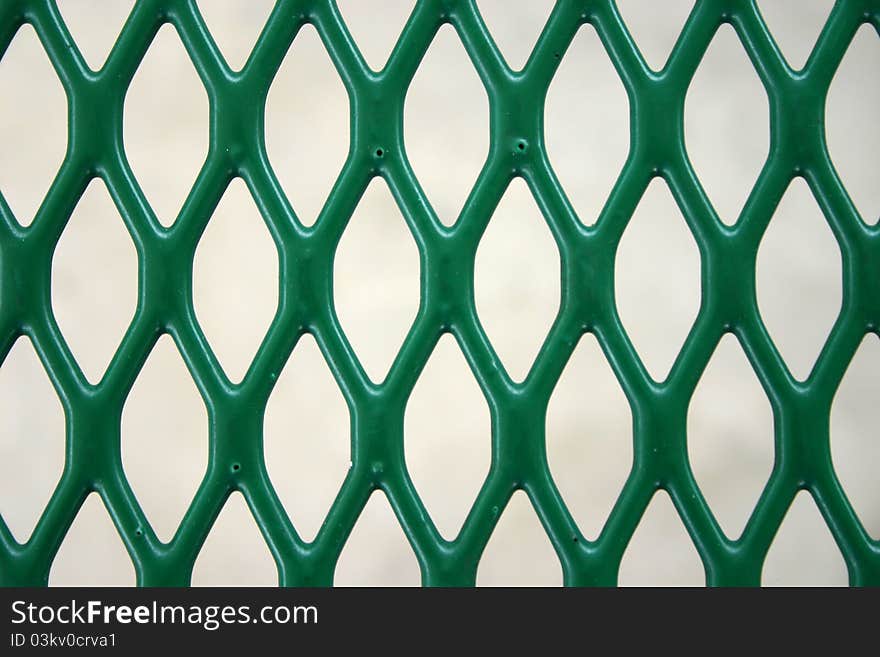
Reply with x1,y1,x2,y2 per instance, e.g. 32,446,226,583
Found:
1,0,878,587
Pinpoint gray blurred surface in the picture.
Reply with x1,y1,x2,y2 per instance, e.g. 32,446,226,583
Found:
0,0,877,587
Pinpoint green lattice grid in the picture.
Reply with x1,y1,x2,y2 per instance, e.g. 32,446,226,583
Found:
0,0,878,587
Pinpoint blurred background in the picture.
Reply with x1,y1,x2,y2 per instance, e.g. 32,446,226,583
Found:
0,0,877,586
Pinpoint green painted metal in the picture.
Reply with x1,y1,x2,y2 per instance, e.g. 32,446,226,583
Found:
0,0,878,587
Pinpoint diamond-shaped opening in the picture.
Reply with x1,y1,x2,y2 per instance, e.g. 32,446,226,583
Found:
756,177,841,381
192,492,276,586
193,178,279,383
266,24,349,228
121,335,207,543
264,334,350,543
687,334,773,539
476,0,554,71
336,0,414,71
404,334,490,540
50,493,134,586
0,337,64,543
52,178,137,384
616,0,694,71
404,25,488,227
615,178,700,381
618,490,704,586
56,0,134,70
826,25,880,226
685,24,769,226
124,23,208,227
757,0,834,70
476,491,561,586
831,334,880,539
333,178,420,383
196,0,274,71
0,24,66,227
545,25,629,227
474,178,560,383
762,491,847,586
546,334,632,540
335,490,420,586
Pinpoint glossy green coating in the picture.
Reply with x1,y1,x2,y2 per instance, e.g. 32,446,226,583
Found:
1,0,878,587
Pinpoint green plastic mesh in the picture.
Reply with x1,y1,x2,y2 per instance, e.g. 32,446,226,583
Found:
1,0,878,587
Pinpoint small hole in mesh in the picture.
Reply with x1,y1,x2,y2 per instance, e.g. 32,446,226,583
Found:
830,334,880,539
756,0,834,70
196,0,275,72
687,334,773,539
333,178,420,383
264,334,349,543
404,334,490,540
476,491,561,586
615,0,694,71
335,490,420,586
474,178,560,383
762,491,847,586
0,24,66,227
122,335,207,543
0,337,64,543
52,178,138,384
124,24,208,228
192,492,277,586
192,178,279,384
685,24,769,226
618,490,704,586
545,24,629,227
336,0,414,71
266,24,349,228
475,0,554,71
56,0,134,70
826,25,880,226
405,25,488,227
756,177,841,381
50,493,135,586
547,334,632,541
375,148,384,158
615,178,700,382
231,463,240,472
